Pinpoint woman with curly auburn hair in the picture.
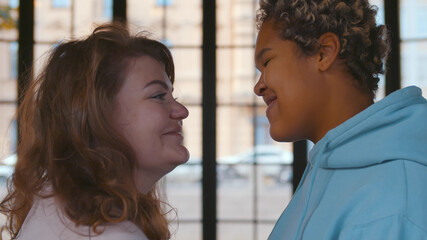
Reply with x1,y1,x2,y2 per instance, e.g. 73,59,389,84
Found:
0,23,189,240
254,0,427,239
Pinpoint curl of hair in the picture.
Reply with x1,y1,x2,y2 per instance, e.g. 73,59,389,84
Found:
256,0,390,95
0,23,175,240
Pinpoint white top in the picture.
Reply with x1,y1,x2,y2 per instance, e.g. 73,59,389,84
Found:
17,196,148,240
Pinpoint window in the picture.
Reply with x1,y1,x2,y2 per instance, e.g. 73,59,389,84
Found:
103,0,113,18
160,38,172,48
0,1,18,165
156,0,173,7
3,1,426,240
255,116,274,146
400,0,427,98
9,41,17,79
52,0,71,8
9,0,18,9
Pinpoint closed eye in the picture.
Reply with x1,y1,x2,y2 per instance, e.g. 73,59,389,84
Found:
263,59,271,67
151,92,167,100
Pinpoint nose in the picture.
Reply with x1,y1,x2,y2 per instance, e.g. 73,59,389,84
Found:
254,74,267,96
171,100,189,120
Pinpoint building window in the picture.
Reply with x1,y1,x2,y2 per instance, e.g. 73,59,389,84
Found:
160,38,172,48
10,41,18,79
400,0,427,97
52,0,71,8
156,0,173,7
9,0,18,8
103,0,112,18
255,116,274,145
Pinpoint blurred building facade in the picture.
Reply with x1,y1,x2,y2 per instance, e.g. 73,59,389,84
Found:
0,0,427,239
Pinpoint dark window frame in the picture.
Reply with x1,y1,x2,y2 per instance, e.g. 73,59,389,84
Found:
11,0,403,239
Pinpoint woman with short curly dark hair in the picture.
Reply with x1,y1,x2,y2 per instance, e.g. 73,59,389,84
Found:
254,0,427,239
0,23,189,240
256,0,390,98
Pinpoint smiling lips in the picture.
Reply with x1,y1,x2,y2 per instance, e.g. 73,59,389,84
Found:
164,127,183,137
264,95,277,117
264,95,277,106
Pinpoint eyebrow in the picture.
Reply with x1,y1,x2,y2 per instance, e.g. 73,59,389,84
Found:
255,47,272,63
144,80,170,90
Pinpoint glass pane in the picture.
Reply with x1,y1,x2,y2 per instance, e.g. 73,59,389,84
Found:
172,48,202,105
217,0,257,46
254,106,273,145
0,104,16,161
34,43,54,77
218,164,254,220
256,164,292,221
72,0,113,37
165,104,201,223
0,3,18,229
401,41,427,97
217,106,254,159
170,222,202,240
254,70,264,106
368,0,385,100
218,106,256,220
35,0,112,42
375,74,386,101
257,223,275,240
0,1,18,40
165,0,202,46
254,105,273,144
165,164,202,220
164,106,202,221
52,0,71,8
218,223,253,240
128,0,165,40
217,48,257,105
370,0,384,25
400,0,427,40
35,0,72,42
182,106,201,159
0,42,17,99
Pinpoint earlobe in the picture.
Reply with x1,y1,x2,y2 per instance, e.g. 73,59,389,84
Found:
317,32,340,72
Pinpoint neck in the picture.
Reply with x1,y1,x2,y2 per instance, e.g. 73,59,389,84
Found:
134,171,159,194
312,73,373,143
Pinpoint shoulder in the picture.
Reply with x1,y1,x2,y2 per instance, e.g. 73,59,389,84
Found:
92,221,148,240
18,197,148,240
340,214,427,239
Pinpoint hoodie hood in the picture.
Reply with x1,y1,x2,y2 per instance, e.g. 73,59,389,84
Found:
310,86,427,169
268,86,427,240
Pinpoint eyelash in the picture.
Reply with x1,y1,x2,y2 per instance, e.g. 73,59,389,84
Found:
151,93,167,100
263,59,271,67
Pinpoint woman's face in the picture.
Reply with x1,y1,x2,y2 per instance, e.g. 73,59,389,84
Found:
254,20,328,143
112,56,189,193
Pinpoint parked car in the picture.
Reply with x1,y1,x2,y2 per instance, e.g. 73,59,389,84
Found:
217,145,293,183
163,145,294,184
0,154,16,181
166,157,202,183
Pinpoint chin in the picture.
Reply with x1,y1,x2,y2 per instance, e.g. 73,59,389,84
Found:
270,127,299,143
173,145,190,164
269,125,285,142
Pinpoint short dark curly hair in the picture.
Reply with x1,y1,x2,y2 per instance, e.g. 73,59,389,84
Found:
256,0,390,96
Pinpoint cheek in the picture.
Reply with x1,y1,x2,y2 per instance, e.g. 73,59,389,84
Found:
115,106,164,145
128,110,164,139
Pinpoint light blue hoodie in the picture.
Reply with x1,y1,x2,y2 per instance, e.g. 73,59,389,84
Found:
269,86,427,240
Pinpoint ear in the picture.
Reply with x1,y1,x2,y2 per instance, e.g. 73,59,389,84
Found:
316,32,340,72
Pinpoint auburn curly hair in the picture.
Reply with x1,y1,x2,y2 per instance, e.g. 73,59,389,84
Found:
256,0,390,96
0,23,174,240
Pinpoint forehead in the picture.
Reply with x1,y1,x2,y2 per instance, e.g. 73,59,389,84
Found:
255,20,281,51
127,56,172,87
